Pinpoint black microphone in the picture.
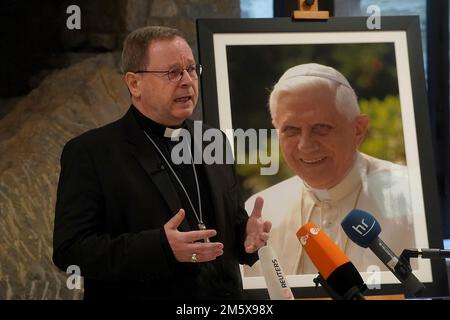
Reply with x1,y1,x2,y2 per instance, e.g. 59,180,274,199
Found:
401,248,450,259
341,209,425,297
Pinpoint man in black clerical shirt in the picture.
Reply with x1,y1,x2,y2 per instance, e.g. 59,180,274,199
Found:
52,26,271,300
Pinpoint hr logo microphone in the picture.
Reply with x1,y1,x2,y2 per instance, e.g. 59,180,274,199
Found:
342,209,425,296
351,218,376,236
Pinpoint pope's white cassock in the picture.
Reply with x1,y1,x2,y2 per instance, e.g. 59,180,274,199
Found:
243,152,416,276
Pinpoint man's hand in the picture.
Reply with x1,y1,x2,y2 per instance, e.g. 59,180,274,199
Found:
244,197,272,253
164,209,224,263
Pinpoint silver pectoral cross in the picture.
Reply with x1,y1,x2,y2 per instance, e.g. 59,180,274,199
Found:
198,223,210,243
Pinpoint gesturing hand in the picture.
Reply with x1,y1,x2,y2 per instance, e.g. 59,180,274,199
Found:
164,209,224,263
244,197,272,253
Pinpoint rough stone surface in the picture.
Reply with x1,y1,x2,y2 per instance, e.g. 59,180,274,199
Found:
150,0,179,17
125,0,240,53
88,33,117,51
125,0,151,32
0,53,129,299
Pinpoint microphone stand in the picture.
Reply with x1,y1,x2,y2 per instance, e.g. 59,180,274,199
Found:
396,249,430,298
313,274,342,300
401,248,450,260
313,274,366,300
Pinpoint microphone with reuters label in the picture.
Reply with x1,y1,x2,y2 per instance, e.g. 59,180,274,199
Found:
297,222,367,300
258,245,295,300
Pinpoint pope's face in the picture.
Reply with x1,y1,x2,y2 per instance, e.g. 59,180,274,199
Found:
273,85,368,189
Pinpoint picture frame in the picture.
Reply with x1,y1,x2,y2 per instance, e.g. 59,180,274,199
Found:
197,16,449,299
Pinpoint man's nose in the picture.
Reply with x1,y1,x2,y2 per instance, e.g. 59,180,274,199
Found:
297,133,318,151
179,69,194,86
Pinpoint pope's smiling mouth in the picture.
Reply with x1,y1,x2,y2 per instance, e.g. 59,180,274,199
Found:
300,156,327,164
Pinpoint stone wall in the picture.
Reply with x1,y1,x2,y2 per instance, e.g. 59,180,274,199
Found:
1,0,239,102
60,0,240,61
0,0,239,300
0,53,129,299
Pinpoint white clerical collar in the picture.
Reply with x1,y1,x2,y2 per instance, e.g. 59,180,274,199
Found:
305,153,365,202
164,127,183,138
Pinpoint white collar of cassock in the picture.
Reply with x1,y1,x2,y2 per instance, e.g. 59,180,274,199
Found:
305,152,365,202
163,127,183,139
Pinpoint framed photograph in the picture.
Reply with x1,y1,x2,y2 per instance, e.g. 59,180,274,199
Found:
197,17,448,299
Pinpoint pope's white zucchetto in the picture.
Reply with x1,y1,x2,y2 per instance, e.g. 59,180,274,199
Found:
276,63,353,90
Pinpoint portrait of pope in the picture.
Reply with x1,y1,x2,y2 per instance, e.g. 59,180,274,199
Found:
243,63,415,276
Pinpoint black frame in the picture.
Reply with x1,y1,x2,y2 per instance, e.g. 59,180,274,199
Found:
197,16,448,299
427,0,450,239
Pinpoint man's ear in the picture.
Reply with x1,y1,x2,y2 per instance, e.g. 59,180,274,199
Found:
124,72,141,98
354,114,369,147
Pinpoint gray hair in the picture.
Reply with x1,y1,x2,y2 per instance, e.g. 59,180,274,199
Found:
269,63,360,121
121,26,185,74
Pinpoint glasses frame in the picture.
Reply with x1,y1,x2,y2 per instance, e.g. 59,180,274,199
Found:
134,63,203,82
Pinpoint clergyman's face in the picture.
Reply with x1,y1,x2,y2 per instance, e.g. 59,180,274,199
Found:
132,36,199,126
273,85,368,189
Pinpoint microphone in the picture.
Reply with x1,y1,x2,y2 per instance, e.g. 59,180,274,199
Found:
296,222,367,300
258,245,294,300
341,209,425,297
402,248,450,259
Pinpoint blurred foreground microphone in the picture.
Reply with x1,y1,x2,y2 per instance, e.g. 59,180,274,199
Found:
296,223,367,300
258,245,294,300
341,209,425,297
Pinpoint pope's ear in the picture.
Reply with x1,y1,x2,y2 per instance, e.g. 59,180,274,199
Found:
354,114,369,147
272,117,279,129
125,72,141,98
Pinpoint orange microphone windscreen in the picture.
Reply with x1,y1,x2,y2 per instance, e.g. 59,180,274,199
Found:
296,222,350,279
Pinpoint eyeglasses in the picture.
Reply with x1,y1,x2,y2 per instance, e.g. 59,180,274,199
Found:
134,64,203,82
